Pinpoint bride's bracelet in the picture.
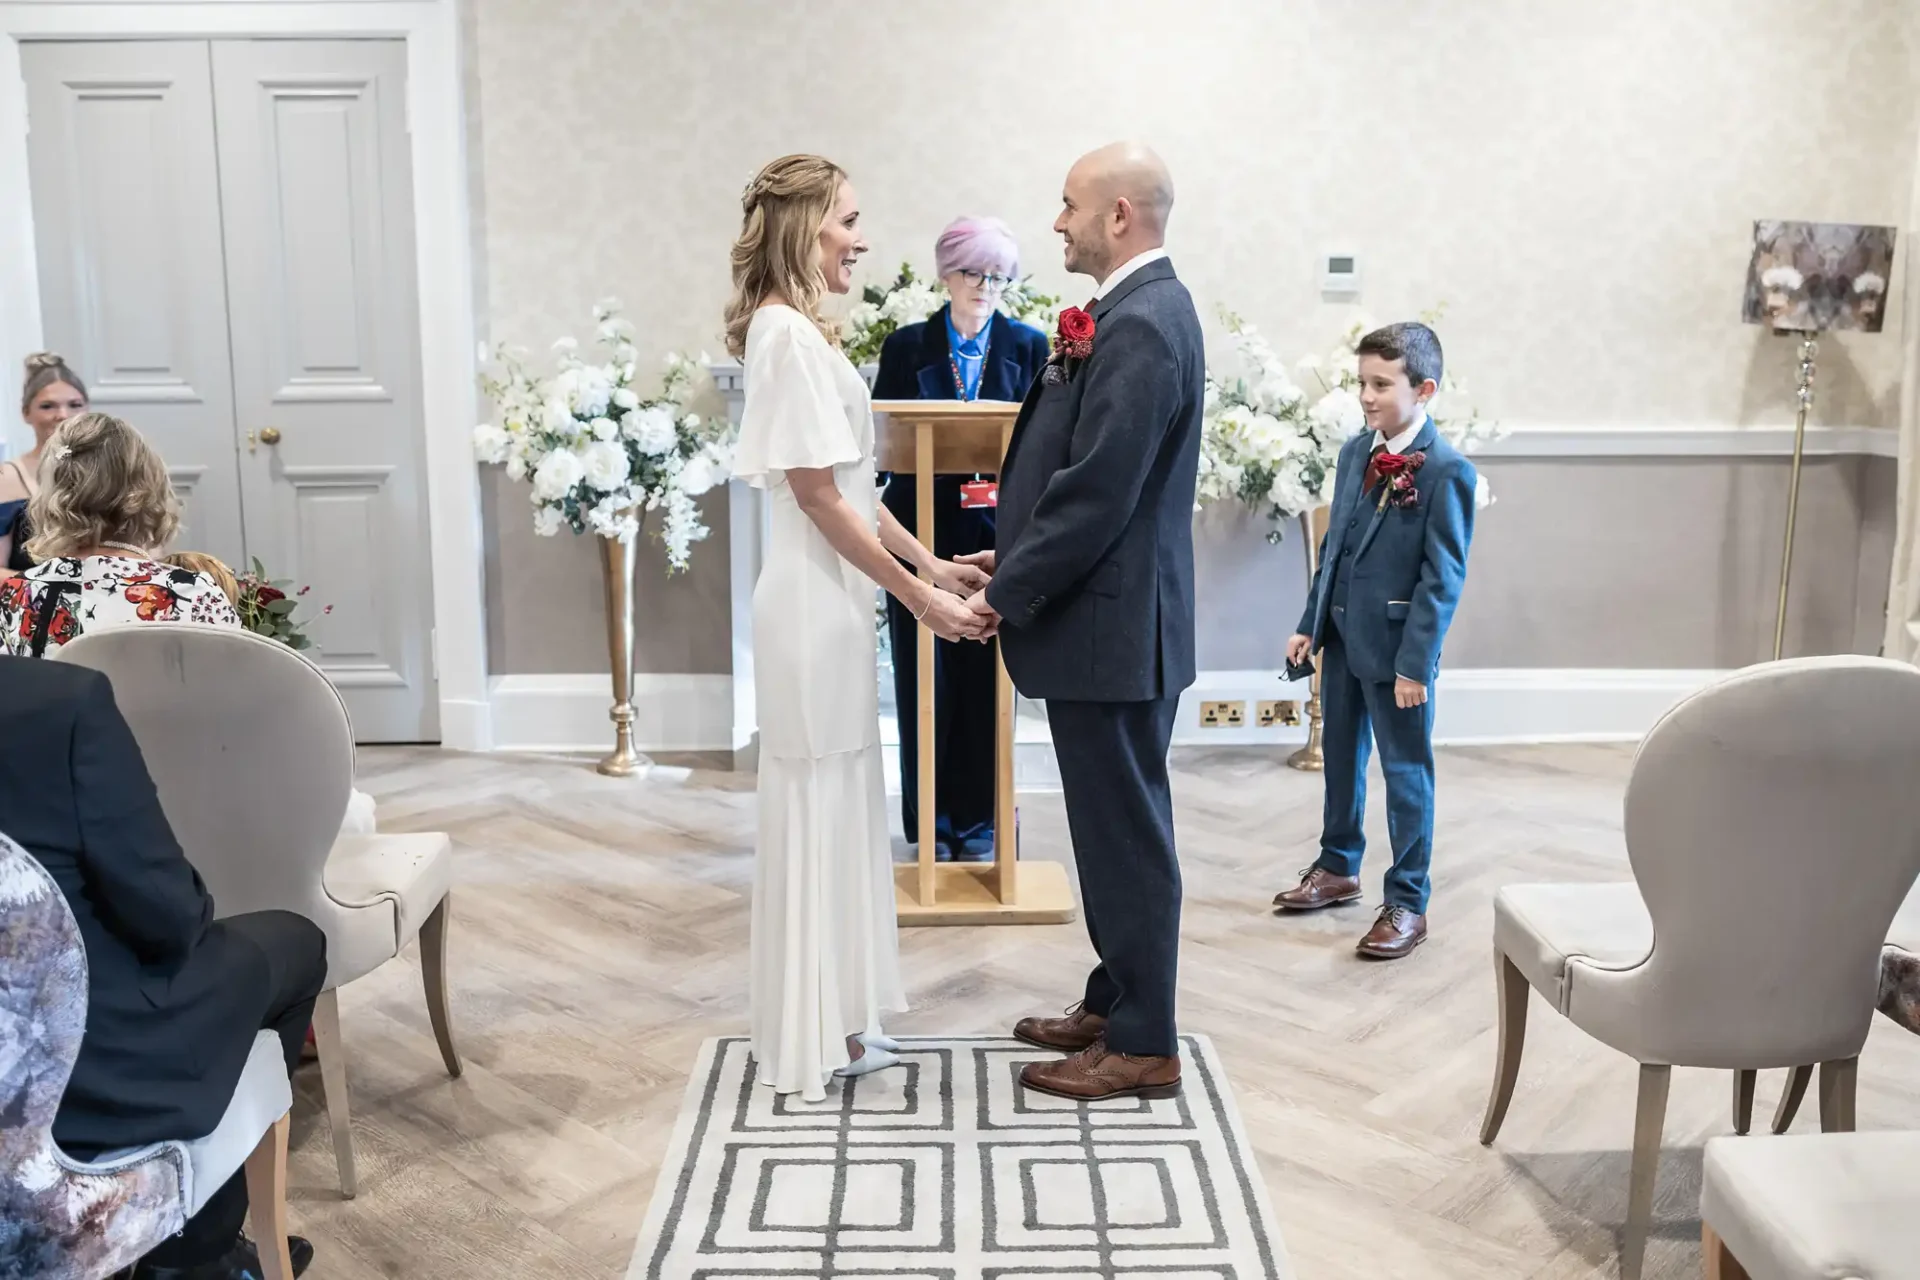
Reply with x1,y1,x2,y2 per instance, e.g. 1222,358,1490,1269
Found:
911,582,934,622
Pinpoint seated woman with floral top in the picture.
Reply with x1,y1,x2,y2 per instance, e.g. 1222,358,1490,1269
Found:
0,412,238,656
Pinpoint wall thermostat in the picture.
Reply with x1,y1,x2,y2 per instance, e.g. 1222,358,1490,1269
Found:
1321,251,1361,298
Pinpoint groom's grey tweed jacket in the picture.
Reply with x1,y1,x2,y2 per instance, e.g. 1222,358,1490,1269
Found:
986,257,1206,703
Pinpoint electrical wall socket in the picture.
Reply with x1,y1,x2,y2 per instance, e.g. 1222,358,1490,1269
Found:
1256,700,1300,728
1199,700,1245,728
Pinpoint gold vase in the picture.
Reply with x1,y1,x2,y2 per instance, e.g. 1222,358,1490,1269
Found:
596,520,650,777
1288,505,1333,772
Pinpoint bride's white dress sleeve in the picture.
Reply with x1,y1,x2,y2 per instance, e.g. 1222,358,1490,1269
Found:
733,323,860,488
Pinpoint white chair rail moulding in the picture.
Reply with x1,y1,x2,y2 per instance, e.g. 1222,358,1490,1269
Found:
0,0,491,751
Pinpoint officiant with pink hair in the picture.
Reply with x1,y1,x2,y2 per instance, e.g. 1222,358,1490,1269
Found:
872,215,1049,862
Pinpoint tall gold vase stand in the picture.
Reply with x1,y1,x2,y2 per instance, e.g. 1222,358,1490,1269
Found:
1772,333,1818,662
595,522,651,778
873,400,1077,926
1289,505,1334,772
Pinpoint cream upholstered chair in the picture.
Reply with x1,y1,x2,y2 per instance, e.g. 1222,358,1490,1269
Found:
1701,1131,1920,1280
1477,656,1920,1280
0,831,298,1280
1763,881,1920,1135
53,624,459,1200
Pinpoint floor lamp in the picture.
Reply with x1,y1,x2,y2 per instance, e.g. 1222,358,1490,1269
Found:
1741,219,1896,661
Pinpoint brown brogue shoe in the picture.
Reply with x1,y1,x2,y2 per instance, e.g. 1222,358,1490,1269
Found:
1019,1041,1182,1101
1013,1002,1108,1052
1356,904,1427,959
1272,866,1363,911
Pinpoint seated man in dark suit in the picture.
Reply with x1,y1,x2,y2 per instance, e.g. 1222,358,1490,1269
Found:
0,657,327,1279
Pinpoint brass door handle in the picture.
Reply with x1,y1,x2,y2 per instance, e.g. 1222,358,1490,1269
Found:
259,427,282,445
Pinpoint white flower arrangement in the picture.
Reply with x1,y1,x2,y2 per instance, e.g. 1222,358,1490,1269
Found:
841,263,1064,367
474,300,731,573
1198,308,1503,542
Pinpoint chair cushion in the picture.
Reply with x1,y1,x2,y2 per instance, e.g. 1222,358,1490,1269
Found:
1702,1132,1920,1280
1493,883,1653,1014
96,1030,289,1216
322,832,453,988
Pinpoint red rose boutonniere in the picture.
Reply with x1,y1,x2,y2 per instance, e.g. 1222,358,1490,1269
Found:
1044,306,1097,385
1374,450,1427,511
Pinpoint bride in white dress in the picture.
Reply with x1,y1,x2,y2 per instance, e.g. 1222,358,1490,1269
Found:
725,155,993,1101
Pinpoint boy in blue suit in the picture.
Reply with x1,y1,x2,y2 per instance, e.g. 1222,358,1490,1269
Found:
1274,322,1476,959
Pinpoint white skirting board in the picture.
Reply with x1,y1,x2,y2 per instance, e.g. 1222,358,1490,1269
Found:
487,674,735,754
486,668,1723,757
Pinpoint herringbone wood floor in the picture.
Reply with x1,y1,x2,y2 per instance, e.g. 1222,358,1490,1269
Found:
285,743,1920,1278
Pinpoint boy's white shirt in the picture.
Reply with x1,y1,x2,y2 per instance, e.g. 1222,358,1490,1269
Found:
1374,420,1423,453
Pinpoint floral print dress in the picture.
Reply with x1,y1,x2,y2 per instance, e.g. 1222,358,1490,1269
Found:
0,555,241,657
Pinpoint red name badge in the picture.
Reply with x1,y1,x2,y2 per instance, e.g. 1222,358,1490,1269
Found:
959,480,997,509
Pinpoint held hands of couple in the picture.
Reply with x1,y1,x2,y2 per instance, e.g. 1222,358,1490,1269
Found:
914,551,999,643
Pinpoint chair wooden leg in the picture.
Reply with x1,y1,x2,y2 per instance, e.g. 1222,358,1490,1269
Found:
311,986,358,1198
1817,1057,1858,1133
1702,1223,1751,1280
420,895,462,1079
1622,1063,1670,1280
1479,952,1529,1145
1731,1070,1756,1135
1772,1064,1813,1133
243,1113,294,1280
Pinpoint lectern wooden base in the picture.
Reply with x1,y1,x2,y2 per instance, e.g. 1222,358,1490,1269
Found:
892,860,1077,926
874,399,1079,930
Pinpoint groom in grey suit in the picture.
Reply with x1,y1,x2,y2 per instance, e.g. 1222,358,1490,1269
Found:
964,142,1205,1101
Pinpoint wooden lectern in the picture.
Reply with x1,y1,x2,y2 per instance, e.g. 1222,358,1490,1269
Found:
873,400,1078,927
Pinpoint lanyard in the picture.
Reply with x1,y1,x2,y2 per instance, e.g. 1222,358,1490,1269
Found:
947,325,991,401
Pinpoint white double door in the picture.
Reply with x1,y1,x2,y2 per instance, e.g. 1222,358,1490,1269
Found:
22,38,437,742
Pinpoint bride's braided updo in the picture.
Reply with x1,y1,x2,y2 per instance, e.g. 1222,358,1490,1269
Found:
723,154,846,359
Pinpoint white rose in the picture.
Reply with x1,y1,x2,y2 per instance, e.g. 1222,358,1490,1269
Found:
590,416,618,442
532,504,565,536
570,366,613,419
622,404,679,455
580,439,631,491
531,447,585,501
544,396,573,430
504,454,528,482
1309,387,1365,440
679,454,717,496
847,301,882,332
612,387,640,410
472,423,510,463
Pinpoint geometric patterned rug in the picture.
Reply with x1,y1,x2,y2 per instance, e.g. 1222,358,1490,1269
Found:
626,1036,1292,1279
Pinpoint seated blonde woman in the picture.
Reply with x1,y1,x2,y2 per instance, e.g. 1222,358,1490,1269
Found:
0,412,238,655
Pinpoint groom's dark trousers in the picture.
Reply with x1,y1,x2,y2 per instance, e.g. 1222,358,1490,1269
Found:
984,257,1207,1059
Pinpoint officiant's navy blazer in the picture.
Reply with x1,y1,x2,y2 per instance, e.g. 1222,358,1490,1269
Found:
1296,419,1477,685
871,305,1049,406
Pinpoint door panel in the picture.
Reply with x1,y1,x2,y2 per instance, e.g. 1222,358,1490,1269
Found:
211,40,437,741
22,41,245,564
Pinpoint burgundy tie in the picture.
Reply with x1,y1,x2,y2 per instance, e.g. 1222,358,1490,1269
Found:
1361,440,1389,494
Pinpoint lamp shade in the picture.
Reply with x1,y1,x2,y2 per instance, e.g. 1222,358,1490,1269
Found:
1742,220,1896,334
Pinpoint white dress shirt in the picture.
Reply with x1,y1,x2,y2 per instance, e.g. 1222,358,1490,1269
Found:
1373,419,1424,454
1093,247,1170,300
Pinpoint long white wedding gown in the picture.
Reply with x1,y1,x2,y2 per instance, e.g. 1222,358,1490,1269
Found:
736,304,906,1101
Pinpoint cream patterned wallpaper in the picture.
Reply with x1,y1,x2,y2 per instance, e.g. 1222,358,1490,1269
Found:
468,0,1919,673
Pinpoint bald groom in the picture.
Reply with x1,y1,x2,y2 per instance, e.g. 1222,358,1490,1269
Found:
962,142,1206,1101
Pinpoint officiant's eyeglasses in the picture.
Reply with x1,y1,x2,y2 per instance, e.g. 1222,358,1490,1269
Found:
956,269,1013,291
